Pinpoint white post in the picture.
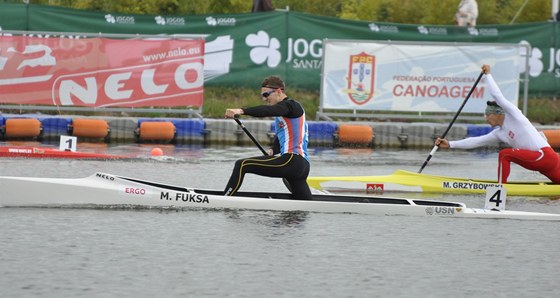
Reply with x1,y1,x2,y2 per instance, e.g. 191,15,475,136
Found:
553,0,559,20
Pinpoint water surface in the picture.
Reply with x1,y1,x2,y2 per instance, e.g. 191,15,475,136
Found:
1,145,559,297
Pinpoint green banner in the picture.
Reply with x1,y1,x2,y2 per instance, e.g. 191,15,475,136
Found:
0,3,28,30
0,3,559,96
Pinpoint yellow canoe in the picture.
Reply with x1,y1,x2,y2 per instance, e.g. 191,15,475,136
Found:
307,170,560,197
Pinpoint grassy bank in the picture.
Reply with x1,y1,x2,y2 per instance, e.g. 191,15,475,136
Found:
204,86,560,125
526,98,560,125
202,87,321,120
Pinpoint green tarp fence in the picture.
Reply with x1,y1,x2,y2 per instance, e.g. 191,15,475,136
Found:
1,3,559,96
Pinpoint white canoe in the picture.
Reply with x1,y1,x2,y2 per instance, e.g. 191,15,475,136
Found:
0,172,559,221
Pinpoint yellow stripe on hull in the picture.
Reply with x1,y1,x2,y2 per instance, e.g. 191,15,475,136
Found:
307,170,560,197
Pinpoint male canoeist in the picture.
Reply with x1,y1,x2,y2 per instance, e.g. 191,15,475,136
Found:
436,64,560,184
223,75,312,200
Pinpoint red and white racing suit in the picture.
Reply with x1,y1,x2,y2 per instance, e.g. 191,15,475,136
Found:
449,74,560,183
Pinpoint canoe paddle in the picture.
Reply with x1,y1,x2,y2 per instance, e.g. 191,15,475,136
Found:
233,115,294,192
233,114,267,155
418,71,484,173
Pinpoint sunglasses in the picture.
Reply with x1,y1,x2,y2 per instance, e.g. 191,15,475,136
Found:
261,90,275,98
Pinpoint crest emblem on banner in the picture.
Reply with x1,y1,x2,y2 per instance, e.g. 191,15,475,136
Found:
344,52,375,105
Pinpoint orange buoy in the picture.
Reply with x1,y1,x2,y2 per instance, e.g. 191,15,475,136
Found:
151,147,164,156
71,118,109,138
542,130,560,148
138,122,175,142
337,124,374,145
4,118,42,138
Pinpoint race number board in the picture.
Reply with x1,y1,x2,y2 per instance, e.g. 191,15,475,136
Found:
59,135,77,152
485,185,507,211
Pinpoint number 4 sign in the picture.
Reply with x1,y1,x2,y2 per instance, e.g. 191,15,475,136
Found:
485,185,507,211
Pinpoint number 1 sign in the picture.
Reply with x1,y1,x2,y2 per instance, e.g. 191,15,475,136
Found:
59,135,77,152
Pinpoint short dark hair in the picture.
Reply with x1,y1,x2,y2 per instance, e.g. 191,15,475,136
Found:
261,76,285,90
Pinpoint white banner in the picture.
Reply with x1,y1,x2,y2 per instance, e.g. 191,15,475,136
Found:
320,40,520,113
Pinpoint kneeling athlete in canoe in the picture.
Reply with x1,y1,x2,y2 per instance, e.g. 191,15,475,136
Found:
436,64,560,184
223,75,312,200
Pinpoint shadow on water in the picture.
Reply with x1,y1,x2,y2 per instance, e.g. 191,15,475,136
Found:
223,209,309,228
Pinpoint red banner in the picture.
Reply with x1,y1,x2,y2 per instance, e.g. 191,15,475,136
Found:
0,36,204,108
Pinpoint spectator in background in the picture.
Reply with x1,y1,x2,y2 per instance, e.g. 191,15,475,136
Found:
455,0,478,27
252,0,274,12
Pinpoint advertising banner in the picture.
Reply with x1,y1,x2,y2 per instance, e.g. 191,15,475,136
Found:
0,36,204,107
0,4,559,97
321,40,520,113
0,3,27,31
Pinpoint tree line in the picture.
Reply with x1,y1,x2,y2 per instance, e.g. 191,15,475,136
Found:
6,0,554,25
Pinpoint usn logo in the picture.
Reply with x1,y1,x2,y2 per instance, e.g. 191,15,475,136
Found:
425,207,462,216
344,52,375,105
